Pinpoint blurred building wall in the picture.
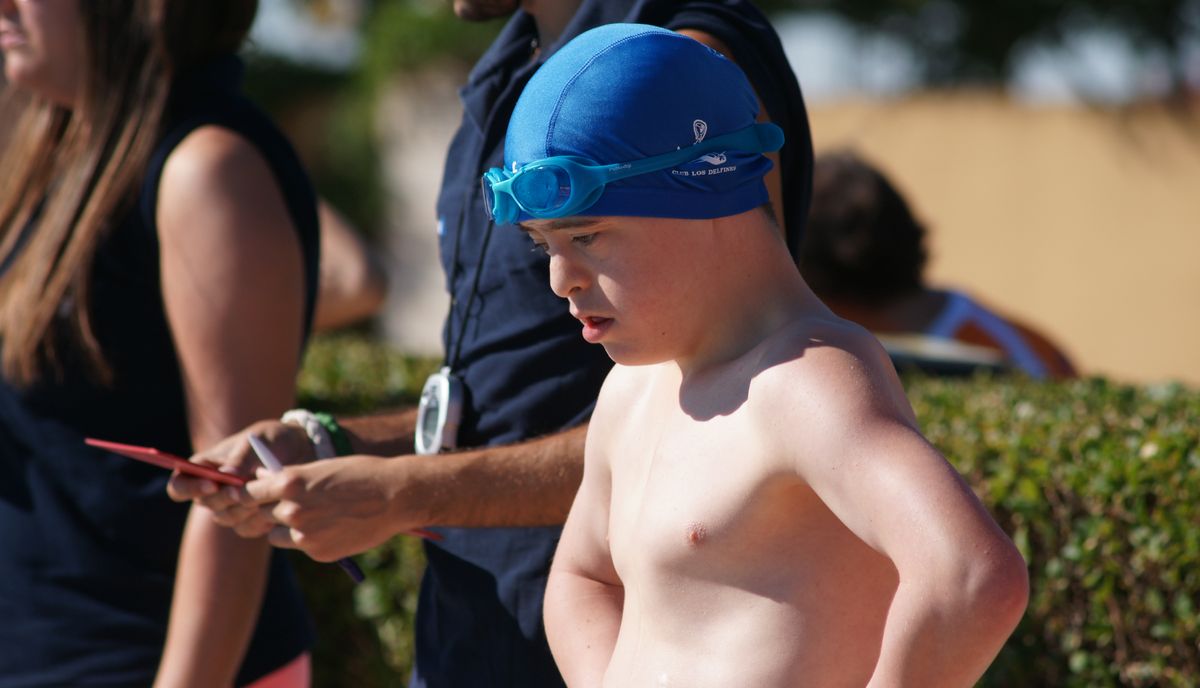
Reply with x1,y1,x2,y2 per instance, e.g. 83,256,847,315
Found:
376,67,462,357
811,95,1200,385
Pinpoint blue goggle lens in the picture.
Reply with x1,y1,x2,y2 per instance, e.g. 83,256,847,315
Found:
511,165,572,214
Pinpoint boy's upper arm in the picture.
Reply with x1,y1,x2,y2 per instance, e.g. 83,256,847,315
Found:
551,370,625,586
766,343,1010,571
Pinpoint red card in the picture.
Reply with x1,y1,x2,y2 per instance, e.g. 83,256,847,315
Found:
85,438,246,487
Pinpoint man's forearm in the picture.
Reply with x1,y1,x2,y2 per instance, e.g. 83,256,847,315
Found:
224,420,587,560
392,422,588,528
339,407,419,456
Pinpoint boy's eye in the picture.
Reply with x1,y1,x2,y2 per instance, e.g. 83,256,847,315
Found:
530,240,549,255
571,233,596,247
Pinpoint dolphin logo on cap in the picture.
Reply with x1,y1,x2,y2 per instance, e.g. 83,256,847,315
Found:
693,119,708,144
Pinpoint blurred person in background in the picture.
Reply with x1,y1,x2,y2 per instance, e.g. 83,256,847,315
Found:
170,1,813,686
313,200,388,331
0,0,318,685
799,150,1077,380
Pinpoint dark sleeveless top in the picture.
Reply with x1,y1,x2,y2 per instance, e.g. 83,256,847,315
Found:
419,2,812,685
0,56,318,687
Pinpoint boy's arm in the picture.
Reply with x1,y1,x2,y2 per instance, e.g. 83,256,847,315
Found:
544,378,624,687
776,344,1028,687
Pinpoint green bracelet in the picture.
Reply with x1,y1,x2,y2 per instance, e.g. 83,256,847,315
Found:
312,411,352,456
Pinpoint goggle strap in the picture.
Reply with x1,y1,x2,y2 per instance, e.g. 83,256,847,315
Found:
605,122,783,182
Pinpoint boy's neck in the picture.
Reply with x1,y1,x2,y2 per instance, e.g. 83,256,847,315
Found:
670,215,819,378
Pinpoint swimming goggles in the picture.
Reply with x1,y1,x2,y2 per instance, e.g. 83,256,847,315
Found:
480,122,784,224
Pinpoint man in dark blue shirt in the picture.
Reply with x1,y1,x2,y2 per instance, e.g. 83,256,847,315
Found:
173,1,813,685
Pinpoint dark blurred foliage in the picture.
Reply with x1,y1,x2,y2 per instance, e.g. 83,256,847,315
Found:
760,0,1200,92
333,0,1199,90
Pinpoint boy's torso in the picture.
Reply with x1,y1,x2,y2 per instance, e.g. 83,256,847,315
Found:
598,318,903,687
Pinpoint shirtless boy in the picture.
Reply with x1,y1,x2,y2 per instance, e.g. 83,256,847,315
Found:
484,25,1030,687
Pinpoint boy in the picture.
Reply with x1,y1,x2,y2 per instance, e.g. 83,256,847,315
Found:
484,24,1029,687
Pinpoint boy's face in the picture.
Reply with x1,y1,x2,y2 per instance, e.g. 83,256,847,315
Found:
522,215,717,366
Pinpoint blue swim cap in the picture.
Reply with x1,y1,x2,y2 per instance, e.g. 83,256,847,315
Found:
504,23,775,221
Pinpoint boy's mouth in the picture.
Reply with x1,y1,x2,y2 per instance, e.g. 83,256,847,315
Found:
579,316,612,343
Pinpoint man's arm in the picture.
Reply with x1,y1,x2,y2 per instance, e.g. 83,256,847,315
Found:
169,410,587,560
166,404,467,523
340,407,420,456
166,405,420,510
239,423,587,562
771,342,1028,687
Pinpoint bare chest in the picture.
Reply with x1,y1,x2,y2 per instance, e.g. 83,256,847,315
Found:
605,411,818,591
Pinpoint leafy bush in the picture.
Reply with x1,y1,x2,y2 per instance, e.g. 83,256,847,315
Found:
916,376,1200,686
294,335,1200,686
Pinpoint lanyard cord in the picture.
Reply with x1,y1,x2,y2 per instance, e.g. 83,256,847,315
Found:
445,196,497,372
445,63,531,372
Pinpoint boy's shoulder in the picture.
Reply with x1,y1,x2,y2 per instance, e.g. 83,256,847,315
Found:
744,311,914,426
589,360,665,432
759,309,890,375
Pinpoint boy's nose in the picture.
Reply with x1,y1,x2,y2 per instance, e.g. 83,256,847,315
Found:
548,253,587,298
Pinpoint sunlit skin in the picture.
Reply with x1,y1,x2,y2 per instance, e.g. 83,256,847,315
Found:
451,0,519,22
532,210,1029,686
0,0,83,106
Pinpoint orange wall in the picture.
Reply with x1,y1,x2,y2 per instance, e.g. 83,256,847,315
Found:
809,94,1200,385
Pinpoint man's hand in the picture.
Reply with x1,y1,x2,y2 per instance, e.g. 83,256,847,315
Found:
166,419,315,535
242,454,426,562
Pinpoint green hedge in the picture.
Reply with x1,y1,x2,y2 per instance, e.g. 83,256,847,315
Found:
293,334,1200,686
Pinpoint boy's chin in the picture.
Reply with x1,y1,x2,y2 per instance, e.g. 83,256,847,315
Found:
599,342,672,367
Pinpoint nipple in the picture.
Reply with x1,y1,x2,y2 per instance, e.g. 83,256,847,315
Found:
685,522,707,547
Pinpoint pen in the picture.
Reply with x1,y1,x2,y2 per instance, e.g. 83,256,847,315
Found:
247,434,366,584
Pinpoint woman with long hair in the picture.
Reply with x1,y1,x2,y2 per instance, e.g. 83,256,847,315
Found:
0,0,317,685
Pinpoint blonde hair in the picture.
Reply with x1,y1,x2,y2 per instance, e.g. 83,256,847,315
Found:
0,0,258,385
